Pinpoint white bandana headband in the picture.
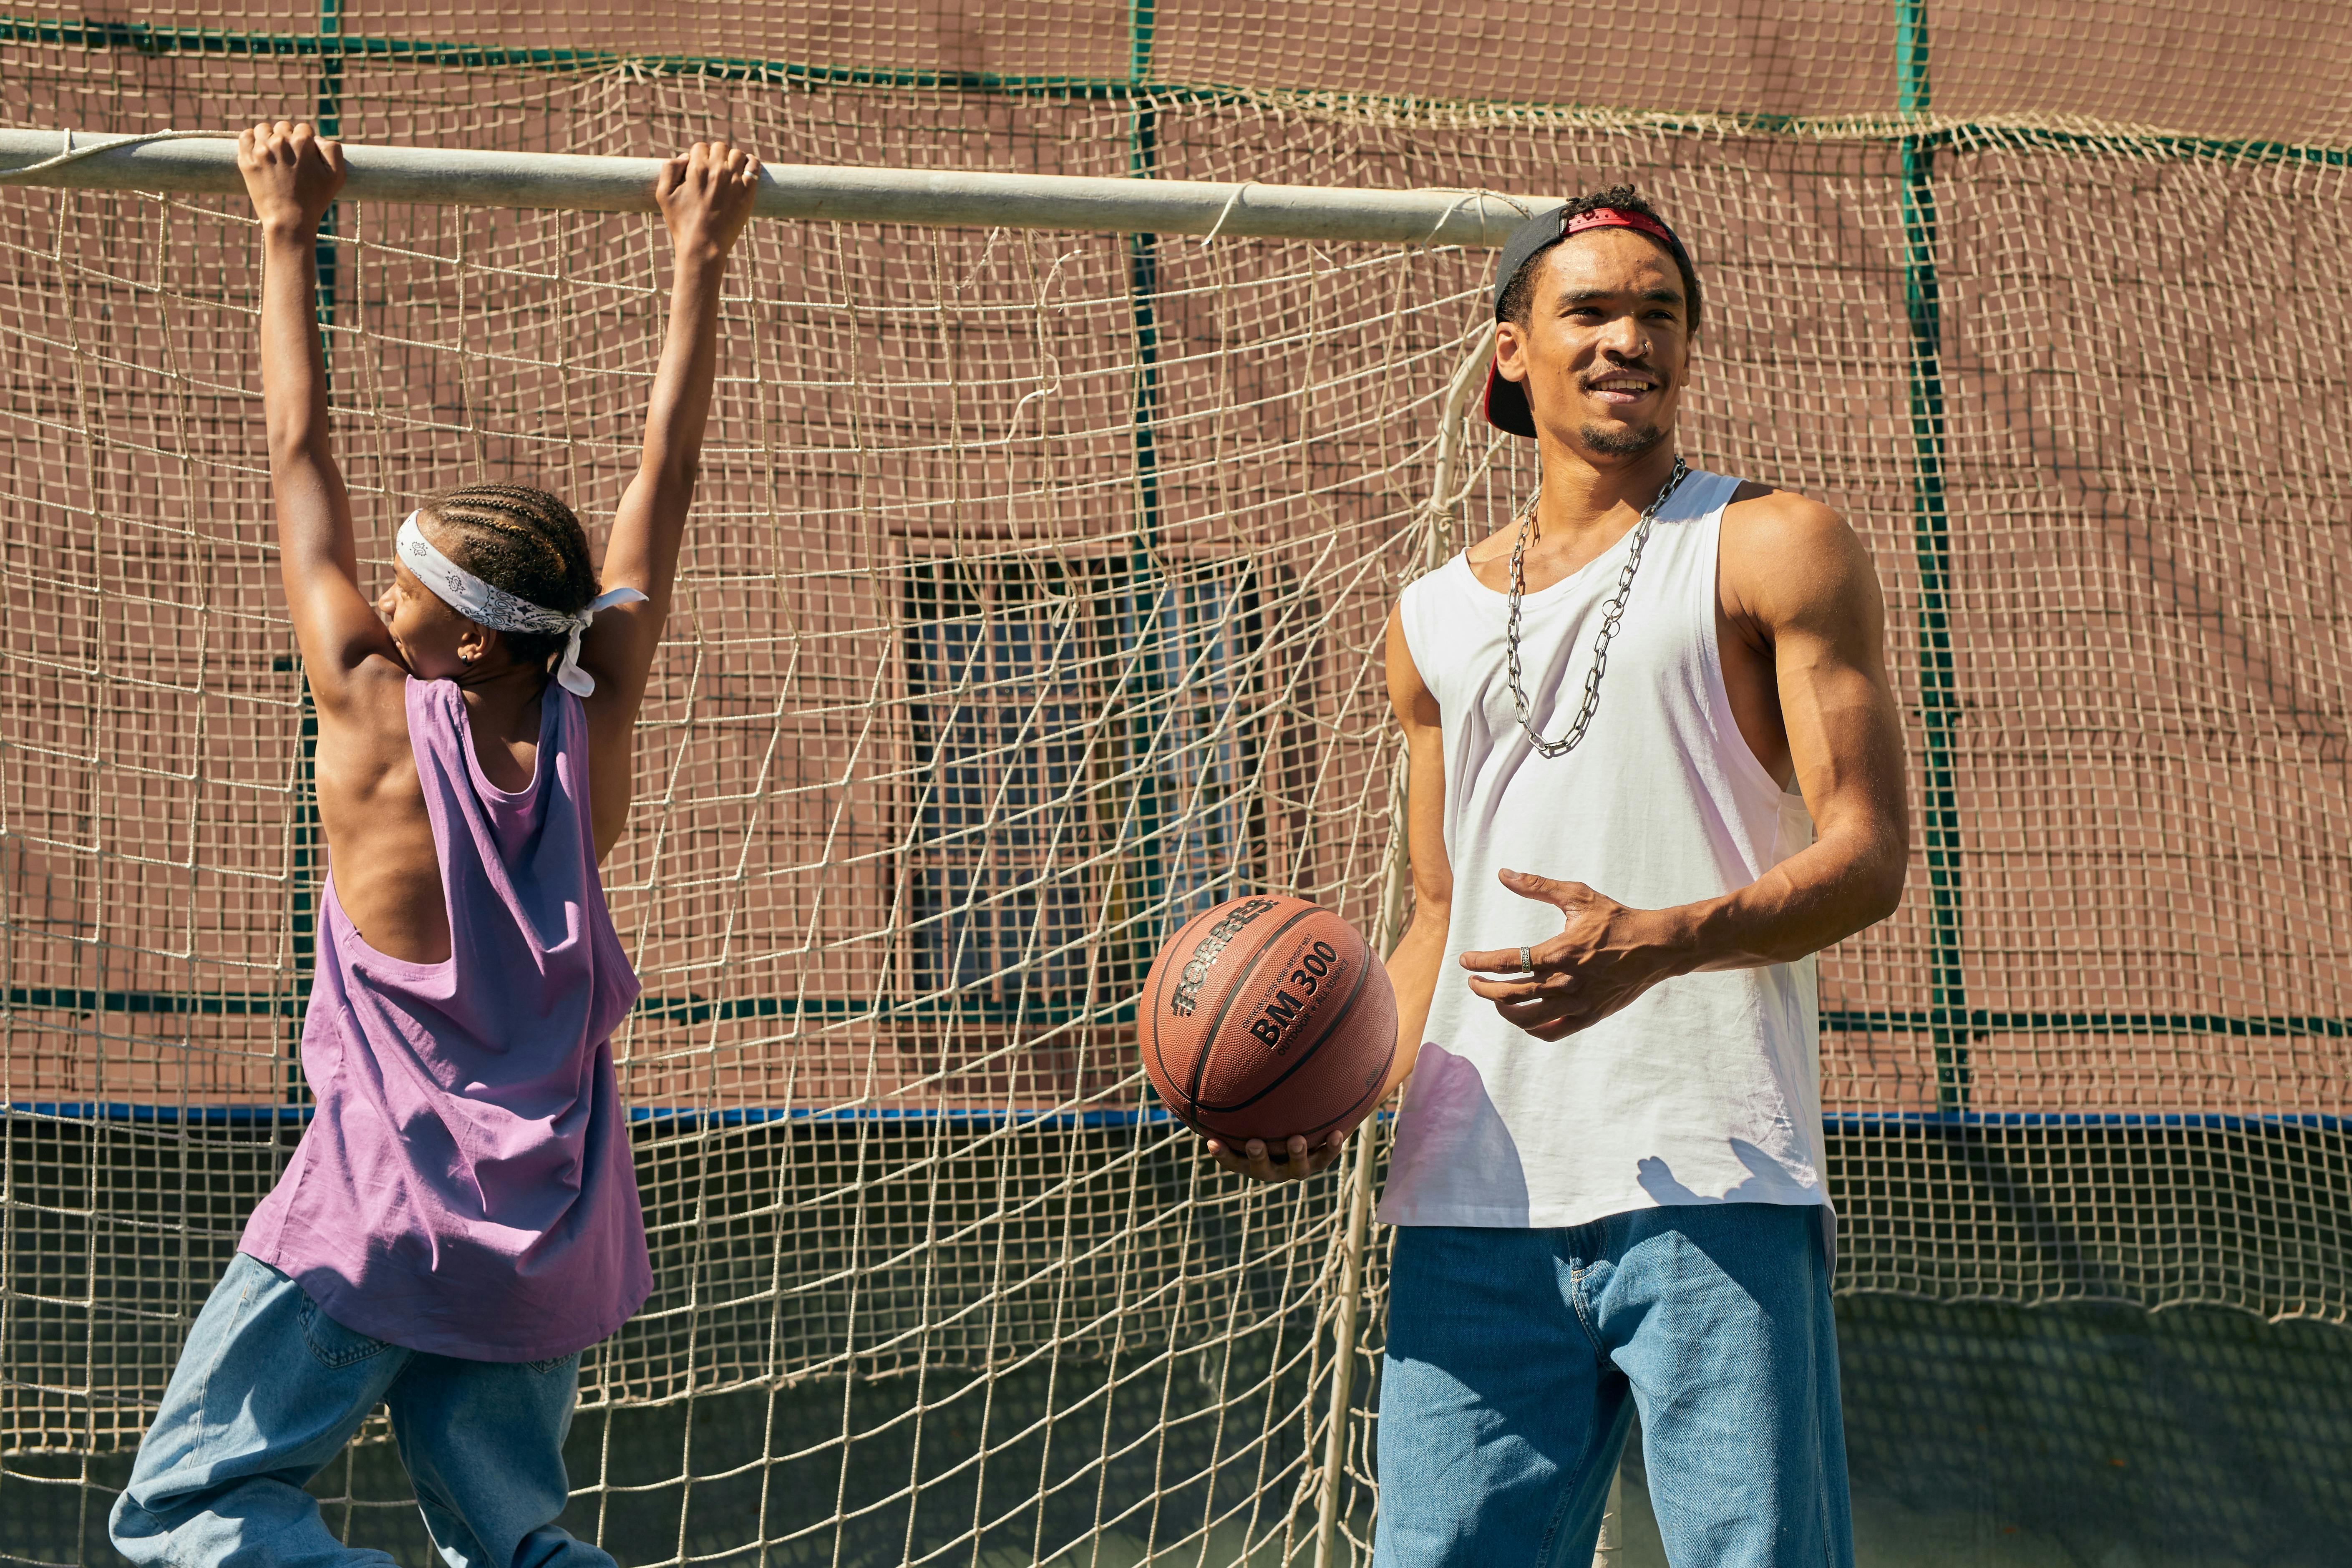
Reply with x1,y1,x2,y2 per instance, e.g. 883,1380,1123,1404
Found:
397,512,647,697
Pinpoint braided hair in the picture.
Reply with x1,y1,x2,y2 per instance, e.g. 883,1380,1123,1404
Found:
418,482,600,670
1496,184,1702,335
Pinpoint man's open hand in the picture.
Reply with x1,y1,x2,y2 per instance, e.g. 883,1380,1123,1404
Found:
657,141,761,261
238,122,345,238
1458,869,1682,1042
1204,1131,1348,1184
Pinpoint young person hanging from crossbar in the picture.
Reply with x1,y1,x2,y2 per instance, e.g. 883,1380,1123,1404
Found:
111,122,759,1567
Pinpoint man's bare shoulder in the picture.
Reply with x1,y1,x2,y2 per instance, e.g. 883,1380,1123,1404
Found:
1720,482,1877,625
1384,600,1440,723
1723,481,1851,554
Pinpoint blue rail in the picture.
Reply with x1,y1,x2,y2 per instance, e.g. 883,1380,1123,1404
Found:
8,1102,2341,1135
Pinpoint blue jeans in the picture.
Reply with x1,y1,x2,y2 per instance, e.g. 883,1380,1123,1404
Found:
1375,1204,1853,1568
110,1251,611,1568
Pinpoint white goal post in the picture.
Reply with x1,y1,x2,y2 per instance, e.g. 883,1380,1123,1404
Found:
0,128,1539,244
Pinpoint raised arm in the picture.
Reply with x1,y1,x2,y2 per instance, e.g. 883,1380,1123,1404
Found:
577,143,760,853
241,123,397,707
1460,495,1910,1039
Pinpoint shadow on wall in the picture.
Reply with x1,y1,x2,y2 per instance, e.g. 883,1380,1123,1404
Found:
1,1341,1317,1568
1610,1297,2352,1568
9,1297,2348,1566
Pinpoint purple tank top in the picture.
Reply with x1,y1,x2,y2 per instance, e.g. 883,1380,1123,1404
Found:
242,677,649,1362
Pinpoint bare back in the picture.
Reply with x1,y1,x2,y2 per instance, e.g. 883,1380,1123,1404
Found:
319,665,690,963
311,661,549,964
237,123,760,966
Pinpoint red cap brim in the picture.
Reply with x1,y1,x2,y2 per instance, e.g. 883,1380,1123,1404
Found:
1482,360,1536,438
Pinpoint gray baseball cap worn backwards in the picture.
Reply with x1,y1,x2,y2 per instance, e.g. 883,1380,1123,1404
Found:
1482,202,1696,438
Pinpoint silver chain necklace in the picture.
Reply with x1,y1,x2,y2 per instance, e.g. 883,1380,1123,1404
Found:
1503,454,1689,759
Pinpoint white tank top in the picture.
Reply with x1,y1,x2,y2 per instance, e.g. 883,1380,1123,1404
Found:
1378,468,1830,1230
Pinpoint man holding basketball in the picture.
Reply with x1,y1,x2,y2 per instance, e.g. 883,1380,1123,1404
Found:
1207,187,1907,1567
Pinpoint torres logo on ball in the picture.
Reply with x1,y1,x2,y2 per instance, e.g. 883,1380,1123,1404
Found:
1169,896,1278,1016
1138,893,1397,1149
1247,939,1342,1053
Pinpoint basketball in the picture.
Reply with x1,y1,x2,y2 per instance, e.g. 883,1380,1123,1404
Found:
1139,895,1398,1151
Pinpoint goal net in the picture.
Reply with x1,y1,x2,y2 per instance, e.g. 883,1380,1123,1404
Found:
1,4,2347,1564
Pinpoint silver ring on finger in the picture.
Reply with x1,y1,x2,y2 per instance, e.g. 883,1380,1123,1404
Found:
1519,944,1534,973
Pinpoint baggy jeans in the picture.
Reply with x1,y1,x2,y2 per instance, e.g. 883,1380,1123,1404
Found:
111,1251,612,1568
1374,1203,1854,1568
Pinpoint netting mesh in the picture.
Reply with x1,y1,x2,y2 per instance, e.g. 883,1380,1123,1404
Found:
0,2,2347,1563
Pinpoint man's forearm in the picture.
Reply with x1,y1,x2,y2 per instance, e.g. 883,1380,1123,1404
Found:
1651,823,1905,977
1378,906,1448,1100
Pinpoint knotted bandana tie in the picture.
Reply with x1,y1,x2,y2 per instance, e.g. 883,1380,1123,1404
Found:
396,513,646,697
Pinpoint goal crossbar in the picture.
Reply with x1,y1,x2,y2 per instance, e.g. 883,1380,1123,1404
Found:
0,128,1536,243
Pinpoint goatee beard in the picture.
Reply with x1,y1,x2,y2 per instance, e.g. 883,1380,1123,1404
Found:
1580,420,1667,458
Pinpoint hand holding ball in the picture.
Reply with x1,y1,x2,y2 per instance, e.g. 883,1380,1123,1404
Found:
1140,896,1397,1179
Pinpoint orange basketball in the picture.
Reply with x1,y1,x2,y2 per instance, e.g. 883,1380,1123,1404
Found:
1139,895,1398,1151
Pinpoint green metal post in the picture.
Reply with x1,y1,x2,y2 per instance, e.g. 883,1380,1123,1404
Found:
1898,0,1970,1109
1119,0,1173,954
